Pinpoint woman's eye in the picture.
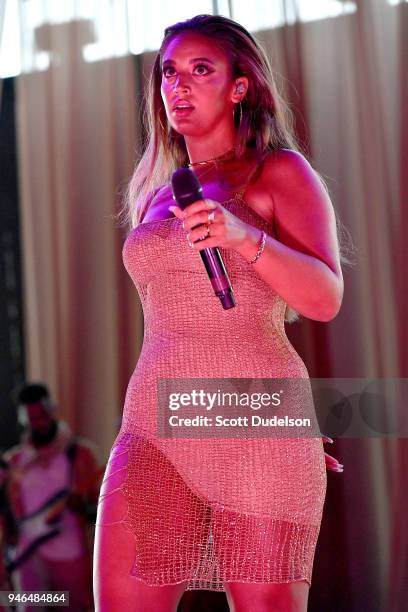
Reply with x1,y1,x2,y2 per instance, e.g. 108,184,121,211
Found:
162,64,210,78
194,64,210,75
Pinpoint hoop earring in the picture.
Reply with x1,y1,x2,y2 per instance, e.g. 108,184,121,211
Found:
234,101,243,129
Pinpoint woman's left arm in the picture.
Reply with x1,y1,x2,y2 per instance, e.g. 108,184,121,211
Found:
170,150,344,322
235,150,344,322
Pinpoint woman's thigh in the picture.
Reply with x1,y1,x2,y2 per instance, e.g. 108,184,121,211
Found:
211,511,313,612
224,580,309,612
93,508,188,612
93,440,206,612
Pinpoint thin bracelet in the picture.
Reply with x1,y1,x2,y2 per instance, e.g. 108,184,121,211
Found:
249,230,267,264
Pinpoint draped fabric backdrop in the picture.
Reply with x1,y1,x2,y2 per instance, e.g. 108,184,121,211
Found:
15,20,142,455
13,1,407,610
0,1,6,105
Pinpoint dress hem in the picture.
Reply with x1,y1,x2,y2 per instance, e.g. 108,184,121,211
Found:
127,573,312,592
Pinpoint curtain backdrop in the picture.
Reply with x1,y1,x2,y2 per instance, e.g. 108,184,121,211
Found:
0,0,7,105
14,1,407,610
16,18,142,456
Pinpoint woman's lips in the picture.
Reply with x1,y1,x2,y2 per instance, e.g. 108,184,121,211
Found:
173,106,195,117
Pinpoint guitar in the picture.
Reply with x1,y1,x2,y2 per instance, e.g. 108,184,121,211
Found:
6,466,104,572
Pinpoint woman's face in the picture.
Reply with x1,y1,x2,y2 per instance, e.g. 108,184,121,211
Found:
160,31,238,138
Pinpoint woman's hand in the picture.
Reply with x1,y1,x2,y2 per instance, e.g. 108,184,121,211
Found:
169,199,249,251
322,436,344,473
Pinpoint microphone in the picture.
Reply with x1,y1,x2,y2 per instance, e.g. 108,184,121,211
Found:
171,167,236,310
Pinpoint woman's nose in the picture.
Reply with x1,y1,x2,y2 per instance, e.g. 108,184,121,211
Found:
173,74,190,93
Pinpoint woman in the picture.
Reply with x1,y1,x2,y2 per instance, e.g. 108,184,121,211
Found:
94,14,344,612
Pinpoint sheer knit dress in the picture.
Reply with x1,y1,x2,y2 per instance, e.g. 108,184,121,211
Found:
98,173,327,592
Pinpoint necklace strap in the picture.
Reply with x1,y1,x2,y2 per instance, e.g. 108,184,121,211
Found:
187,147,237,168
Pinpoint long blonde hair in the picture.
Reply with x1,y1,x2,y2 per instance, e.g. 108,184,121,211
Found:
117,14,354,323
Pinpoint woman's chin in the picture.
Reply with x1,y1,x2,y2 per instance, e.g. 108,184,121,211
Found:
169,119,212,139
172,126,212,140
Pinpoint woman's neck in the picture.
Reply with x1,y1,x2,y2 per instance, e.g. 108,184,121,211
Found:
189,147,257,191
184,124,237,165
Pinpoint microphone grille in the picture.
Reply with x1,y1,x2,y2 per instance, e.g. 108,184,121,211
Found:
171,167,201,202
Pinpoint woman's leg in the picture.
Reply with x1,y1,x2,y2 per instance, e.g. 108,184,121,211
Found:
224,580,309,612
211,510,315,612
93,440,208,612
94,507,188,612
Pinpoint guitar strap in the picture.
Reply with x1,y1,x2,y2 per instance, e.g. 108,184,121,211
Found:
6,528,60,572
17,438,78,523
6,437,79,572
65,438,78,485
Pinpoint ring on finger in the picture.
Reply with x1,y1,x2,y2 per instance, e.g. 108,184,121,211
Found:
208,210,216,223
198,223,210,241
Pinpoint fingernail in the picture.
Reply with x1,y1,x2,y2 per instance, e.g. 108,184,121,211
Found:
168,206,176,213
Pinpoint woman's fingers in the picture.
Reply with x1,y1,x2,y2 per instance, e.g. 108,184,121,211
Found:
169,200,221,248
189,206,218,231
322,437,344,472
184,209,217,232
168,205,183,218
168,199,217,224
324,452,344,472
168,199,249,252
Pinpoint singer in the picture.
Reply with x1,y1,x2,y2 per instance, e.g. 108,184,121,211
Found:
94,14,344,612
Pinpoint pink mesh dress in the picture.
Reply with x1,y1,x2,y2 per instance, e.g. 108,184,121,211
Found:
100,182,327,591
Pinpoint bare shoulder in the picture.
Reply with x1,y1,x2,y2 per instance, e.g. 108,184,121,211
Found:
262,147,332,219
262,148,319,192
262,148,343,279
242,148,315,225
